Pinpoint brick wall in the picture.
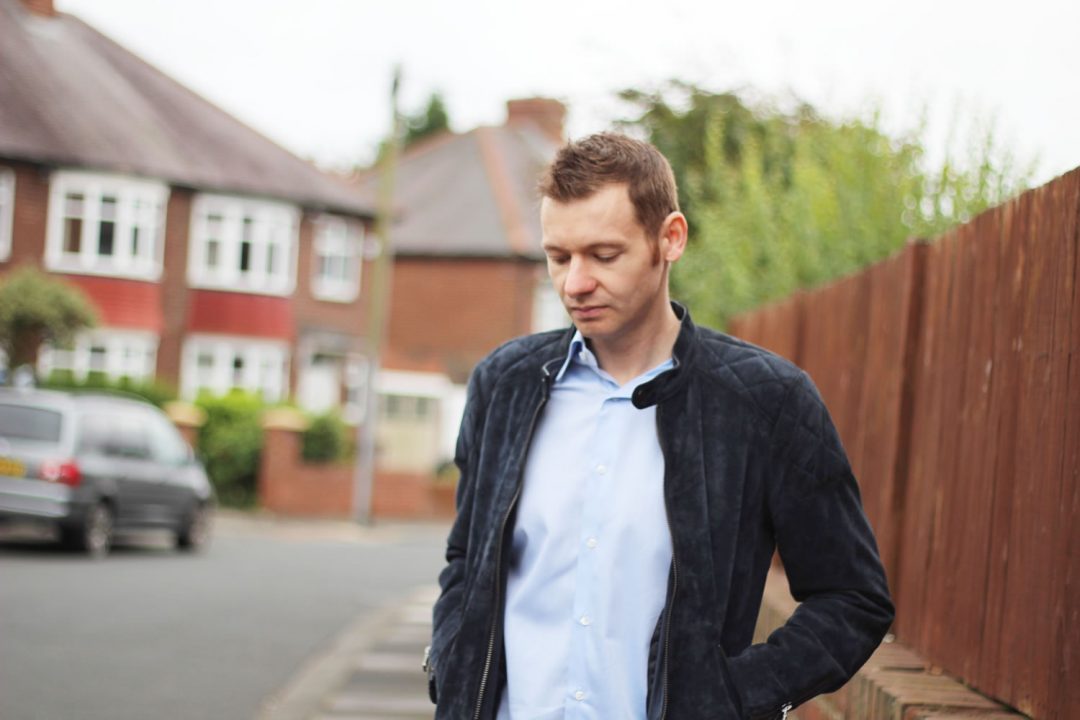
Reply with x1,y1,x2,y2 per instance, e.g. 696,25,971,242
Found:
156,187,193,388
255,410,456,520
258,412,356,518
0,160,48,272
372,470,455,519
755,570,1025,720
386,256,540,382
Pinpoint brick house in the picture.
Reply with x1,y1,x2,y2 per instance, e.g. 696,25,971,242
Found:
0,0,376,419
354,99,568,492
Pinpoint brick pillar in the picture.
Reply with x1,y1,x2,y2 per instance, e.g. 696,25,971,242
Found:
164,401,206,449
258,408,308,513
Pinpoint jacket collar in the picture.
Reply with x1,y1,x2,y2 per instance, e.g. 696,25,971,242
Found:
539,301,698,409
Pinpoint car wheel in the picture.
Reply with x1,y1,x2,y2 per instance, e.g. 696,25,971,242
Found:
176,503,212,552
62,502,113,558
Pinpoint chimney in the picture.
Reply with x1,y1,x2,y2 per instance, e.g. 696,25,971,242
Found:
506,98,566,143
20,0,57,17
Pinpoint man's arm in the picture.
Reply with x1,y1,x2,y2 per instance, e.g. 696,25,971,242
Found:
726,371,895,718
427,364,487,703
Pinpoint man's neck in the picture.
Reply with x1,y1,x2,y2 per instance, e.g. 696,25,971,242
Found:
588,301,681,386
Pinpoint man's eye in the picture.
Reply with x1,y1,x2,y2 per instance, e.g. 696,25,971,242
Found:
596,254,619,263
548,255,569,265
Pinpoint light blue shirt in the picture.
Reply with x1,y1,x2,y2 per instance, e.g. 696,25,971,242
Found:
497,332,674,719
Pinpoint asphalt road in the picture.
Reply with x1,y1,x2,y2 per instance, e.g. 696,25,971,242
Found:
0,513,449,720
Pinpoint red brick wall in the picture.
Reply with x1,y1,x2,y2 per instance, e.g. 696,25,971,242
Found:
258,425,356,518
156,188,193,388
256,420,456,520
0,160,49,272
372,470,456,519
386,257,540,382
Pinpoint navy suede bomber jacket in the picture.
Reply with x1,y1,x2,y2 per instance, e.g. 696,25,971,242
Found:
428,304,894,720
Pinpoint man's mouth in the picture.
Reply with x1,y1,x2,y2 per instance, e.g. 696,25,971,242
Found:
569,305,606,319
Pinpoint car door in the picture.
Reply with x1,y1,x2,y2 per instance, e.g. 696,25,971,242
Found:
80,408,168,527
143,409,197,524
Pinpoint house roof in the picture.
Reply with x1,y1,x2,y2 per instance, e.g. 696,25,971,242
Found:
0,0,373,217
353,113,563,260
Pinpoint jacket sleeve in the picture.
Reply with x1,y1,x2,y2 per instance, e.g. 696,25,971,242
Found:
427,362,487,703
726,371,895,719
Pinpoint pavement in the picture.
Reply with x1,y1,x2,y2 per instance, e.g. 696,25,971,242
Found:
261,583,439,720
236,507,444,720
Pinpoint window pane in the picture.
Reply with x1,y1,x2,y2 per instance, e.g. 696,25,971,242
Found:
131,225,141,258
64,192,84,217
206,239,220,269
63,217,82,254
88,345,107,372
0,404,63,443
232,354,245,386
266,243,277,275
98,221,115,256
100,195,117,220
239,240,252,272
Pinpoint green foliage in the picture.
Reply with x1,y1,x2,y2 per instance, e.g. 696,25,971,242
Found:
404,92,450,147
0,267,97,373
618,83,1032,328
195,391,264,507
301,411,354,463
40,371,176,408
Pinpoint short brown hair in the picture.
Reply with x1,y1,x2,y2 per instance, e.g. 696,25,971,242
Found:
538,133,680,241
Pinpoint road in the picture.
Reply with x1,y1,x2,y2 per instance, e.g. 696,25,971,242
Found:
0,513,449,720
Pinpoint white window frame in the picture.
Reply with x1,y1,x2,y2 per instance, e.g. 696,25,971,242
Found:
188,193,299,296
0,167,14,261
45,170,168,280
180,334,291,402
311,214,363,302
38,329,159,382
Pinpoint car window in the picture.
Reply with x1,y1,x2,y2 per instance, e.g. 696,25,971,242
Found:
145,412,190,465
78,410,151,460
0,403,63,443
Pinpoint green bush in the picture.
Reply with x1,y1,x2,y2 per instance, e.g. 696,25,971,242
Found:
301,411,353,463
195,391,264,507
40,371,176,408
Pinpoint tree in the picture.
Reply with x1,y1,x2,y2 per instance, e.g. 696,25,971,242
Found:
404,92,450,147
617,83,1032,328
0,267,97,377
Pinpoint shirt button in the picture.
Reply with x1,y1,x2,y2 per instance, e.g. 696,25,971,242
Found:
595,464,607,475
579,615,591,626
586,537,598,549
574,690,586,701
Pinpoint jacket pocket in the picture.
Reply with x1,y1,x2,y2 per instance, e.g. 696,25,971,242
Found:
715,645,748,719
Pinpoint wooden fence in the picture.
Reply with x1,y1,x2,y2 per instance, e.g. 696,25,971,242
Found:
728,168,1079,719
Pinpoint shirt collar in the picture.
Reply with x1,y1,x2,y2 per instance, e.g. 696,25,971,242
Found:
553,330,674,392
553,330,588,383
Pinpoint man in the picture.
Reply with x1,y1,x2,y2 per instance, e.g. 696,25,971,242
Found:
426,133,893,719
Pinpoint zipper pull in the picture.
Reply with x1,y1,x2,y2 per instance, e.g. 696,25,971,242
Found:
421,645,431,674
780,702,792,719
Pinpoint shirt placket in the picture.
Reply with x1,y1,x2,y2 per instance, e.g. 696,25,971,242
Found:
565,382,617,717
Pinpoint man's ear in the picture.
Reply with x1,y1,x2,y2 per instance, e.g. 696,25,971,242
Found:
658,212,688,263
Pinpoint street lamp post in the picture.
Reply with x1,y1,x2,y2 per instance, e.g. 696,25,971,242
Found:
352,67,403,524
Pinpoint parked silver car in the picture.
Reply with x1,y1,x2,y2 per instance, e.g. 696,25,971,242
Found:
0,388,214,557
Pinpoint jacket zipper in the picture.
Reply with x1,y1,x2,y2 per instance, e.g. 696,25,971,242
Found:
656,402,678,720
473,378,551,720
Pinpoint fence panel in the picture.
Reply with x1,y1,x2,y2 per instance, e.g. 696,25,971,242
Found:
730,167,1080,718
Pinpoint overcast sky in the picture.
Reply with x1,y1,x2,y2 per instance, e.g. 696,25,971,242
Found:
57,0,1079,187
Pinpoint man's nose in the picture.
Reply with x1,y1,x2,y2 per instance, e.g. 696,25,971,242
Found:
562,257,596,297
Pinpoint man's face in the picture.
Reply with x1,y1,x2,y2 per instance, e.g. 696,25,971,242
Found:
541,183,683,345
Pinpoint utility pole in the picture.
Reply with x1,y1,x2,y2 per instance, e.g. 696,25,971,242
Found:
353,66,403,524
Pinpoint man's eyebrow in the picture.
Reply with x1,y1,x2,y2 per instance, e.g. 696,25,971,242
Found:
541,240,627,252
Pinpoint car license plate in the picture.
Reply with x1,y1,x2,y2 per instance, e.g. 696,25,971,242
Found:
0,457,26,477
